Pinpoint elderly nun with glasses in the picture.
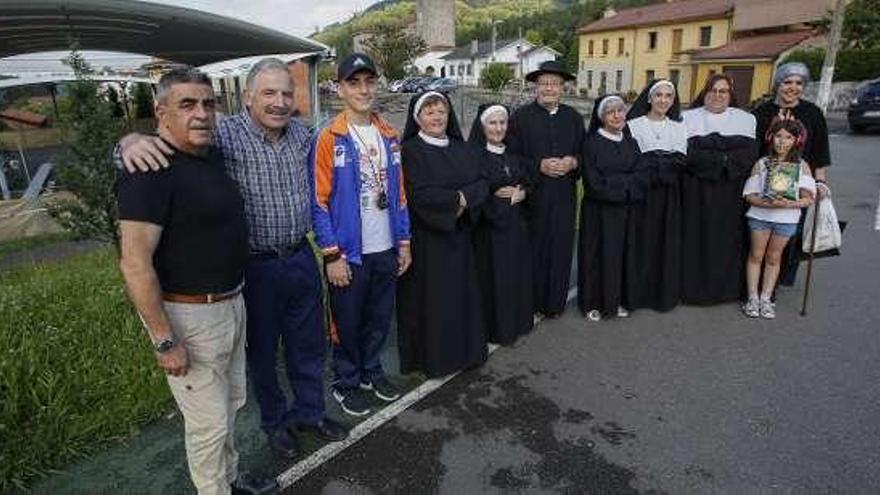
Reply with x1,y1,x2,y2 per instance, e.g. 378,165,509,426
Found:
578,94,651,322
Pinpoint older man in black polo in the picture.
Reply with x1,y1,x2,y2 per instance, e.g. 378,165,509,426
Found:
117,69,273,495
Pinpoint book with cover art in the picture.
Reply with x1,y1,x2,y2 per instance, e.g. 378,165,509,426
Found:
763,159,801,201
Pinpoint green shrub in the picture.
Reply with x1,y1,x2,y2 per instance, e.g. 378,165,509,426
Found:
0,248,170,491
781,48,880,81
481,62,515,92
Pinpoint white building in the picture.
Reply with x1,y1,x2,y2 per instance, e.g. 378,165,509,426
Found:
412,50,454,77
440,38,560,86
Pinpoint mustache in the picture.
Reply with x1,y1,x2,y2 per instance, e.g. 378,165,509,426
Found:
265,106,291,116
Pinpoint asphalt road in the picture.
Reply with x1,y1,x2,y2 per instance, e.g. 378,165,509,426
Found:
287,133,880,494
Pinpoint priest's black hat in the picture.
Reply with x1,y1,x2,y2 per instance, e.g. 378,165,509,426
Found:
525,59,575,83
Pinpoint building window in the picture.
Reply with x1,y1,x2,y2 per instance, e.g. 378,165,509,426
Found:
616,70,623,91
449,66,455,76
646,69,655,82
648,31,658,51
587,70,593,89
466,64,472,76
600,71,607,94
588,40,594,57
602,39,609,56
669,69,680,87
617,37,624,55
672,29,683,53
700,26,712,47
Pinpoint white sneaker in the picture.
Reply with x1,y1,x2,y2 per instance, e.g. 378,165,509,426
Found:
742,298,760,318
586,310,601,322
760,298,776,319
616,306,630,318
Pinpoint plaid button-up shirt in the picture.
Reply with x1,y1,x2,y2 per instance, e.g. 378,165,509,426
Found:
215,111,313,251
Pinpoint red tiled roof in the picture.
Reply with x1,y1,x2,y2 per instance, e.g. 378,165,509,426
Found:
691,30,814,60
0,108,47,127
578,0,734,34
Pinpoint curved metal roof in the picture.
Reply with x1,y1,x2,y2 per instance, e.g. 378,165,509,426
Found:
0,0,328,66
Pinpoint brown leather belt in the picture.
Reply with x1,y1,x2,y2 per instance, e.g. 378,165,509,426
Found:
162,288,242,304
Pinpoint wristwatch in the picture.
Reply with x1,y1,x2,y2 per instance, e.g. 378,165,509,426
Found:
154,338,175,354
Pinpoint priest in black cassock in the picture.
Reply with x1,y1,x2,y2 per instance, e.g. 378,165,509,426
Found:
396,91,489,378
753,62,832,287
507,60,585,318
625,79,687,312
681,74,758,305
578,95,650,321
468,103,534,345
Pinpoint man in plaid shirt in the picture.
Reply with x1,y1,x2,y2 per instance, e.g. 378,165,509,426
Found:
120,58,348,461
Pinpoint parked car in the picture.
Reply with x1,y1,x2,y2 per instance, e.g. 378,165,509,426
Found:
403,77,440,93
425,77,458,94
388,78,408,93
847,79,880,133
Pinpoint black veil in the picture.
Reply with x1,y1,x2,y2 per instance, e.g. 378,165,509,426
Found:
402,92,464,142
466,102,511,147
626,79,682,122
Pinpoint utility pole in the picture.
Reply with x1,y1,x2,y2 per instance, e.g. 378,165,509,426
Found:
816,0,847,114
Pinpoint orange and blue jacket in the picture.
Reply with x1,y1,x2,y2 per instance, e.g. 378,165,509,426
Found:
309,112,411,265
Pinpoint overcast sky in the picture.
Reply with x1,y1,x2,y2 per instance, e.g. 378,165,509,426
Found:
0,0,375,74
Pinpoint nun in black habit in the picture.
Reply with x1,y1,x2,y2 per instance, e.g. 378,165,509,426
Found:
625,79,687,312
507,60,586,318
468,103,534,345
681,74,758,305
578,94,651,321
396,91,489,378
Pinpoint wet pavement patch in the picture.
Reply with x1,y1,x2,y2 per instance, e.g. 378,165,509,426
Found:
292,367,650,493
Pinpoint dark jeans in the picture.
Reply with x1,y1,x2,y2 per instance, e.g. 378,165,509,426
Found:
244,246,325,434
329,249,397,389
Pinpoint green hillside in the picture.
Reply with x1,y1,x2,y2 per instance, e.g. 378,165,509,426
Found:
313,0,657,71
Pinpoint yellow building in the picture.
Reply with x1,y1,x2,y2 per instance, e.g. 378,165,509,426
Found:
577,0,734,102
576,0,830,105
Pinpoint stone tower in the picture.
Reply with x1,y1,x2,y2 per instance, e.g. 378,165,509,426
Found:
416,0,456,51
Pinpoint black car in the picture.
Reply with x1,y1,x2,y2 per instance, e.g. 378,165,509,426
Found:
847,79,880,133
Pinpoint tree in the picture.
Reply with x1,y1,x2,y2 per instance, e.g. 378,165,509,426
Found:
481,62,515,91
818,0,880,50
47,47,123,244
132,83,154,119
363,31,427,80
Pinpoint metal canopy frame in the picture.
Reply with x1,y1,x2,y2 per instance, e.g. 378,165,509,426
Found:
0,0,328,66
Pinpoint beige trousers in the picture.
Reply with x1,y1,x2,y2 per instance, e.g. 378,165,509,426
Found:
164,295,247,495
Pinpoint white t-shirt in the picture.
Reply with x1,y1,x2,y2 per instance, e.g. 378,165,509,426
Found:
627,115,688,154
349,123,393,254
743,157,816,224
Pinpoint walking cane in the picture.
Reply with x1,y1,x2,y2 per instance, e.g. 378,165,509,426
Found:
800,197,821,316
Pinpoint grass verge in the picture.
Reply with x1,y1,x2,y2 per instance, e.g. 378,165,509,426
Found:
0,247,170,491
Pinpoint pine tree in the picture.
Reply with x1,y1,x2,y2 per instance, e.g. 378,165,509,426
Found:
48,47,123,244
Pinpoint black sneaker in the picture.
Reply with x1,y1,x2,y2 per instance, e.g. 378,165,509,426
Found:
360,376,401,402
231,473,278,495
332,385,372,417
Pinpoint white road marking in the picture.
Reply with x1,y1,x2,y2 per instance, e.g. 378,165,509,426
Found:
874,190,880,231
277,289,579,489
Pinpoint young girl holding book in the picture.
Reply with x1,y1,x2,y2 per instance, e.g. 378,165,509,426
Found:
742,118,816,319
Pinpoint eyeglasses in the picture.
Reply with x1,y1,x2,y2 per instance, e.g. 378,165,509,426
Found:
537,81,563,88
709,88,730,95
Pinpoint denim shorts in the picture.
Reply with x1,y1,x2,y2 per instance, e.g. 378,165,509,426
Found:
748,218,798,237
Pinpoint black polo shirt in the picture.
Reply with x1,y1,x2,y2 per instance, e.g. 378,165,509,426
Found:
116,142,248,294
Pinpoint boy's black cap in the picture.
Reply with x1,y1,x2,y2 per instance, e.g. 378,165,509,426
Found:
337,53,378,81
